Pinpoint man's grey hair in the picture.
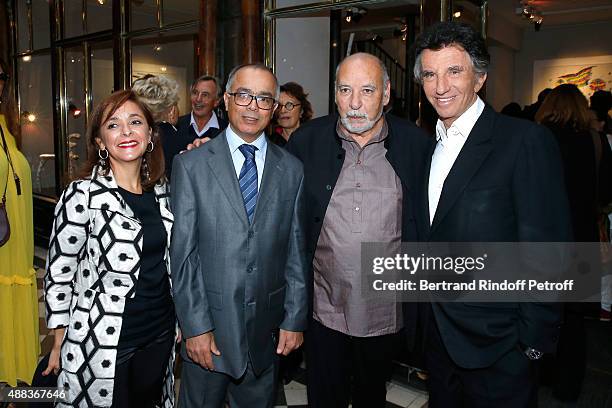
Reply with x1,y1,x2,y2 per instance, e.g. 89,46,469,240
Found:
334,53,391,91
132,74,179,122
191,75,222,98
225,63,280,100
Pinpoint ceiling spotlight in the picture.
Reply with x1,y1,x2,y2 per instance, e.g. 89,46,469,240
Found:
345,10,353,23
160,66,167,72
453,10,461,18
153,44,162,52
22,55,32,62
97,0,105,4
344,7,366,24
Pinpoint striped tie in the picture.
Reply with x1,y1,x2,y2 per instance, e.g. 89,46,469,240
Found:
238,144,258,223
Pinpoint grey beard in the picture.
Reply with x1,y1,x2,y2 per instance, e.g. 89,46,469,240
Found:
340,108,384,134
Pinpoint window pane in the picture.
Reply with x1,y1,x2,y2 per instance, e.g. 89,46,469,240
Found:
86,0,112,33
131,30,196,116
131,0,158,31
19,54,56,197
16,0,30,52
163,2,198,26
91,42,115,110
64,0,85,38
64,48,87,181
32,0,51,50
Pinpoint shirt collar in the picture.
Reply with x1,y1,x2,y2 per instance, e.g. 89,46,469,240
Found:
225,124,267,154
190,111,220,133
435,96,485,142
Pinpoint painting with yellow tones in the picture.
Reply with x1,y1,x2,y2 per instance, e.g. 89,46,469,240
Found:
533,55,612,101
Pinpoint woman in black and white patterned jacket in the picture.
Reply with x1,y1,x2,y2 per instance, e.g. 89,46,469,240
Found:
43,90,177,407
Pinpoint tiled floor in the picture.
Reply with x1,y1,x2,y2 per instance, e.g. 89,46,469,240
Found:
27,247,428,408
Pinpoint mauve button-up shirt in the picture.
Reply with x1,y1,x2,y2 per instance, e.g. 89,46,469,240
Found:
312,119,404,337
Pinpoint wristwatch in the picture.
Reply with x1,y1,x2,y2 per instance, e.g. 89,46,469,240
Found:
520,344,543,360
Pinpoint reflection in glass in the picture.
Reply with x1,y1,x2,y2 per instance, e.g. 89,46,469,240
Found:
87,0,113,33
65,48,87,181
131,0,159,31
33,0,51,49
64,0,85,38
18,54,56,197
16,0,29,52
164,2,198,26
91,42,115,111
131,32,196,116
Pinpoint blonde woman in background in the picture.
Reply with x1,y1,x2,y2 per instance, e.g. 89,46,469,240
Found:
132,74,181,178
0,57,39,387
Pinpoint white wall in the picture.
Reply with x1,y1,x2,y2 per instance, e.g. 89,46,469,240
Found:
486,45,516,111
275,16,330,118
513,21,612,107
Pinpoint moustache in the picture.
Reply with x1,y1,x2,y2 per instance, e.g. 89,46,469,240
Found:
344,110,368,119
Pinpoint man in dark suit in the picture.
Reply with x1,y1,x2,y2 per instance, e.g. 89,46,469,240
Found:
286,53,431,407
413,22,572,407
176,75,228,146
171,64,307,407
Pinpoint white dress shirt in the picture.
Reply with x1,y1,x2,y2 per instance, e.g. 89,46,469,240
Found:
225,125,267,190
428,96,485,224
190,111,220,137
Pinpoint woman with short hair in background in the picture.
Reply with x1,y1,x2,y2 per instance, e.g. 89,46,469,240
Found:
271,82,313,147
132,74,181,178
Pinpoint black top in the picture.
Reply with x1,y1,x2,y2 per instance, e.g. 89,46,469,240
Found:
116,187,174,356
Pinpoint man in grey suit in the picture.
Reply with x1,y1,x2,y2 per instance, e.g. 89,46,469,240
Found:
170,64,308,407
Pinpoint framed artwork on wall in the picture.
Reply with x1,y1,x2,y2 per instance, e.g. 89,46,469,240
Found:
533,55,612,101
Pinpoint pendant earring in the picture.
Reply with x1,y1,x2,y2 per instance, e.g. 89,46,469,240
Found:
98,148,109,167
142,156,151,181
147,140,154,152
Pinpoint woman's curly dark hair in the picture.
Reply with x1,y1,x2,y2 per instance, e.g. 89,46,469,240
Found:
413,21,490,83
280,82,313,123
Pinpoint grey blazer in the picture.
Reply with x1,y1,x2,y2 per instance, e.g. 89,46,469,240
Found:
170,131,308,378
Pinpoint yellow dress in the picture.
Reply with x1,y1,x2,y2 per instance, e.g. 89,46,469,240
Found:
0,114,39,386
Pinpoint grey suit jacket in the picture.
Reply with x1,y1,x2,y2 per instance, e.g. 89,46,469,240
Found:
170,131,308,378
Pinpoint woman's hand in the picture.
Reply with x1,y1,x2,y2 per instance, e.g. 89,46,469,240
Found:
42,327,65,376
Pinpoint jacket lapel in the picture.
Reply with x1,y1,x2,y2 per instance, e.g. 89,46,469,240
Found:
429,105,495,235
88,167,137,220
154,183,174,248
422,142,436,237
206,132,250,226
252,142,282,223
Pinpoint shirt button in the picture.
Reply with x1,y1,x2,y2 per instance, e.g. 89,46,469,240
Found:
247,266,253,273
356,183,361,188
355,207,360,212
248,231,254,238
356,160,361,165
325,185,332,191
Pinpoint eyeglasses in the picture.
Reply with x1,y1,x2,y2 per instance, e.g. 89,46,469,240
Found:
227,92,276,110
0,73,9,82
278,101,301,112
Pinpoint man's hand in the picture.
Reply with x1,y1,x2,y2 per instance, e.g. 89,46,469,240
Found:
185,331,221,370
276,329,303,356
183,137,211,152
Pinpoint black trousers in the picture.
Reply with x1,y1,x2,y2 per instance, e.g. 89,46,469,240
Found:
112,334,174,408
426,312,539,408
306,319,400,408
